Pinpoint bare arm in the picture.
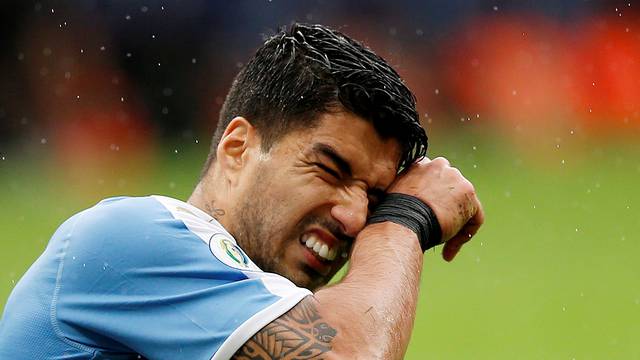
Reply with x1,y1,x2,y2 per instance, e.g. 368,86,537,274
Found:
233,158,484,359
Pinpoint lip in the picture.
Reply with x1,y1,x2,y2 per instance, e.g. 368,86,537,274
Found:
302,245,332,276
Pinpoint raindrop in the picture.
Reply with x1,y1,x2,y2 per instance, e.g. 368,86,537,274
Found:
174,149,178,154
76,95,80,99
151,34,156,39
512,89,517,95
169,182,176,189
570,130,574,135
562,306,566,312
125,14,131,20
40,138,47,144
126,52,132,58
141,6,149,13
83,263,86,268
416,28,424,36
472,146,477,150
1,156,5,161
162,87,173,96
43,47,52,56
161,6,165,10
473,164,477,168
434,88,439,95
64,71,71,79
575,228,579,232
162,107,169,115
72,256,76,260
17,52,25,61
80,49,84,53
561,159,565,164
191,58,197,64
306,13,313,21
100,45,106,51
493,5,499,11
120,97,124,102
195,139,199,144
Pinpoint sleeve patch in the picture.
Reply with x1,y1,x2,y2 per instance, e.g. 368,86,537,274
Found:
209,233,261,272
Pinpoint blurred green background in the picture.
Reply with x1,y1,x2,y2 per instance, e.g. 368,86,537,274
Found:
2,131,638,358
2,1,640,358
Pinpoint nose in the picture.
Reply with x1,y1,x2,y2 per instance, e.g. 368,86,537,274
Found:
330,186,369,238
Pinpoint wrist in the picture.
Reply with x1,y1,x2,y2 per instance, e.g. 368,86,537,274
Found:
358,221,421,252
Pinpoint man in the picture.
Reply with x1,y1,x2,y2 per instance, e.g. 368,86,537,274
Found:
0,23,483,359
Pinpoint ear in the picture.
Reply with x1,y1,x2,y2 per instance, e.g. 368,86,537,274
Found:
216,117,260,183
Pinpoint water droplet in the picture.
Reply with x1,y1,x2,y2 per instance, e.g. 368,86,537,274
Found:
512,89,517,95
191,58,197,64
72,256,76,260
151,34,156,39
120,97,124,102
100,45,105,51
162,107,169,115
561,159,565,164
493,5,499,11
174,149,178,154
125,14,131,20
562,306,566,311
140,6,149,13
83,263,86,267
40,138,47,144
434,88,439,95
195,139,199,144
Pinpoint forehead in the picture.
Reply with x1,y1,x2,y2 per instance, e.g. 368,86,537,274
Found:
291,111,402,188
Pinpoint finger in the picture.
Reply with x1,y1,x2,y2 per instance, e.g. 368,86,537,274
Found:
442,199,484,262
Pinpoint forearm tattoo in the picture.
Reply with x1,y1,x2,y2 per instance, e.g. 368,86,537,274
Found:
232,296,337,360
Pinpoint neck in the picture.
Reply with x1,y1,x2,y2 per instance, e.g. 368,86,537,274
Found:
188,173,228,224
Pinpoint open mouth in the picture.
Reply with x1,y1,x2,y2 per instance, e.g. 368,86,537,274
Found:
301,232,338,261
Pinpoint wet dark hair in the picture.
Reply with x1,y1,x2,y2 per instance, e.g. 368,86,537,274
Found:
203,23,427,175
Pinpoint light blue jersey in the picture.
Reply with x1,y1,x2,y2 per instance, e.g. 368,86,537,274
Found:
0,196,311,359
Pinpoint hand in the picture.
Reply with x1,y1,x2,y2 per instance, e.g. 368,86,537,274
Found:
387,157,484,261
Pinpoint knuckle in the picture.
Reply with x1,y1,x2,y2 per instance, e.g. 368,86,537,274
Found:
432,157,450,166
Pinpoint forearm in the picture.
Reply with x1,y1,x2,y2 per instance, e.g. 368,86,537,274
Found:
314,221,424,359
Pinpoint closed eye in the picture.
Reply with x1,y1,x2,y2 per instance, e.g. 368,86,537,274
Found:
315,162,341,180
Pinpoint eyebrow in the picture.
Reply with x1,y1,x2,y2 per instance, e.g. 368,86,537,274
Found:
312,143,387,199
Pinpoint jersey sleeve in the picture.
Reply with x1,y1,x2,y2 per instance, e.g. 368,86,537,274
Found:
53,196,312,360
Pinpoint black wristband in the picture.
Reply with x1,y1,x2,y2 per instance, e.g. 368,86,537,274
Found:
367,193,442,252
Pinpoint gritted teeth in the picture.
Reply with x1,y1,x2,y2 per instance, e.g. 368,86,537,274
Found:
302,233,338,261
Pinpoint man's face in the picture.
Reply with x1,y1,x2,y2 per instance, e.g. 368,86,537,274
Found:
228,111,401,290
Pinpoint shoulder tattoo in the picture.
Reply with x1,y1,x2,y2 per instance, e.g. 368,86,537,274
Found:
232,296,337,359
